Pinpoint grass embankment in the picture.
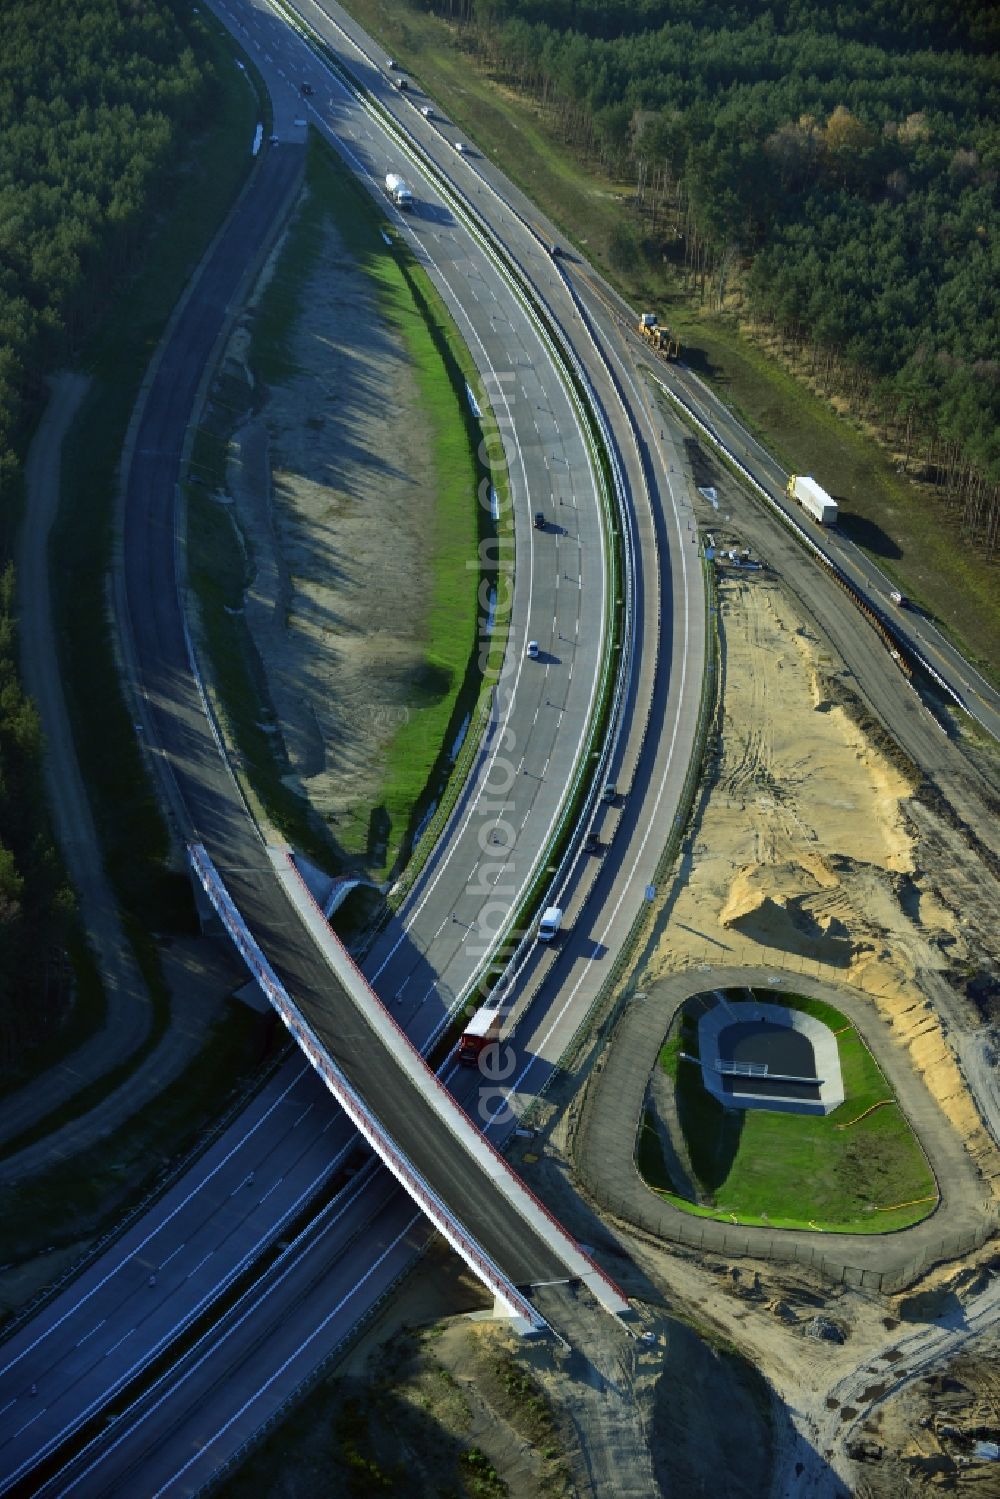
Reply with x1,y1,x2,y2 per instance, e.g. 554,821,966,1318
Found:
638,989,937,1234
338,0,1000,679
189,133,510,880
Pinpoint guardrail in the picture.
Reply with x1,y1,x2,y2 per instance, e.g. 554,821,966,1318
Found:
188,842,545,1330
284,32,638,1019
193,1210,434,1497
272,847,630,1316
649,374,969,704
519,552,719,1120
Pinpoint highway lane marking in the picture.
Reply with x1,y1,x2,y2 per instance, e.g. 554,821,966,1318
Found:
292,1104,314,1128
43,17,593,1433
104,1329,134,1357
0,1397,17,1418
159,1243,186,1270
487,358,694,1120
10,1410,45,1440
74,1320,106,1349
75,1204,425,1499
259,1178,285,1203
0,1069,308,1378
187,1252,214,1279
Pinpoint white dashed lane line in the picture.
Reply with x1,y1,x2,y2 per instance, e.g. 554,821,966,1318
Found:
74,1320,107,1349
11,1410,45,1439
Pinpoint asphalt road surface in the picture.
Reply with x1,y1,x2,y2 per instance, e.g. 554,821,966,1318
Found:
0,0,710,1491
573,270,1000,745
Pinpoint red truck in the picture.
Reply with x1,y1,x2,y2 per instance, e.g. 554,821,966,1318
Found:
457,1006,502,1066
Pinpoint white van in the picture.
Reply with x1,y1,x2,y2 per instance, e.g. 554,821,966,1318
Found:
537,905,563,942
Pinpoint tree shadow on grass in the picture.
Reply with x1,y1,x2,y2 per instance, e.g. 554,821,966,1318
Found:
675,340,722,385
837,510,903,560
675,1059,744,1195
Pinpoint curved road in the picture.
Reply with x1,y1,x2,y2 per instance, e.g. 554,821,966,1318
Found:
0,1,707,1492
575,964,997,1283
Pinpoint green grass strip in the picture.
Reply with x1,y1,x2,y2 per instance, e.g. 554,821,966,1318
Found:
189,132,509,882
640,989,937,1235
334,0,1000,681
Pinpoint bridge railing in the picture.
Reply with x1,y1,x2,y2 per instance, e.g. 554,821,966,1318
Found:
188,842,545,1332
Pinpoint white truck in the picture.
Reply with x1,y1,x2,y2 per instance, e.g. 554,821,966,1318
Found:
384,172,414,210
537,905,563,942
786,474,837,526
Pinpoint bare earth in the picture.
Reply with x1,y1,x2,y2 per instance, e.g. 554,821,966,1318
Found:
217,202,439,861
646,564,1000,1181
218,445,1000,1499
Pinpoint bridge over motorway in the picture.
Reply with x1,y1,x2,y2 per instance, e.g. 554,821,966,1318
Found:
190,839,628,1323
112,72,626,1331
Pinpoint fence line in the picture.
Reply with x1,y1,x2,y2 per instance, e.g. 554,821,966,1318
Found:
576,1175,999,1293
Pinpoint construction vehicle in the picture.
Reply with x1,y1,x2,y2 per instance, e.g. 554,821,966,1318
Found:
384,173,414,210
786,475,838,526
457,1006,502,1065
638,312,680,360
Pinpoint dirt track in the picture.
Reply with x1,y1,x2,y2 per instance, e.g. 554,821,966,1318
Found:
2,374,153,1153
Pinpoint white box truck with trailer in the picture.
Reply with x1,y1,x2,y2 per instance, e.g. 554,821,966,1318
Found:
384,173,414,210
786,475,837,525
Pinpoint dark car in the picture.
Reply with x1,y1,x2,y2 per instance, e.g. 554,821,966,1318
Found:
584,830,602,854
534,511,545,529
547,243,560,258
301,82,314,95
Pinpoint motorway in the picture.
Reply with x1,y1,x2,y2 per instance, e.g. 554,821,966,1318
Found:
5,0,998,1492
1,0,708,1491
575,274,1000,747
6,0,997,1490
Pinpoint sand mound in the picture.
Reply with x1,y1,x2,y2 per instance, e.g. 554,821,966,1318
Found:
644,568,1000,1172
721,866,855,966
